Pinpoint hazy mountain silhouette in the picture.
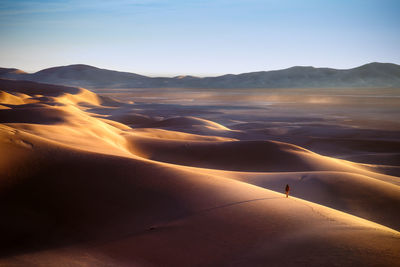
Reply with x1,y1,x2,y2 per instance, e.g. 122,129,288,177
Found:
0,68,27,75
1,62,400,88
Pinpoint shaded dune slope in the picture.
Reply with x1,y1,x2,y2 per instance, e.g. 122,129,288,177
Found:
0,79,399,266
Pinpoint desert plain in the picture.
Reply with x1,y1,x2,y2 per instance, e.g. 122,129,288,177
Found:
0,79,399,266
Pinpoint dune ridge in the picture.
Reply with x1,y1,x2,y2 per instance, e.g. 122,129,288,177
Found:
0,79,399,266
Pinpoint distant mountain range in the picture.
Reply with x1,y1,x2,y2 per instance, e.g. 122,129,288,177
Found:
1,62,400,89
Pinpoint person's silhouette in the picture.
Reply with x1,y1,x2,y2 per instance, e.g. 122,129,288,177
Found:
285,184,290,198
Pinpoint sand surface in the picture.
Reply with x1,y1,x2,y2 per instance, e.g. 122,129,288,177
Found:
1,79,399,266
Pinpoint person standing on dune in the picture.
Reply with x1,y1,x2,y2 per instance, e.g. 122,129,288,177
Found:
285,184,290,198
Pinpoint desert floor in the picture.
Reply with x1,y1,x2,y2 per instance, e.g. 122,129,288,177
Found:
1,80,399,266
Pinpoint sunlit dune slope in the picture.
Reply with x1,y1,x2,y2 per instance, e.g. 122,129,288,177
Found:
148,116,231,130
0,78,118,107
0,79,130,156
124,133,395,178
189,168,400,231
124,132,400,230
1,79,399,266
130,128,236,142
0,91,29,106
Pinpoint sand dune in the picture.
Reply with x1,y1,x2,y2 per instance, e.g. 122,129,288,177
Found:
0,91,29,106
107,112,156,126
124,133,398,183
189,169,400,230
129,128,236,142
0,79,399,266
148,116,230,130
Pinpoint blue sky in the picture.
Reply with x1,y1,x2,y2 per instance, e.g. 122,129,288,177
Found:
1,0,399,76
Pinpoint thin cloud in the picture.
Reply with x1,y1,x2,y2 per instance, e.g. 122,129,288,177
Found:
0,0,167,16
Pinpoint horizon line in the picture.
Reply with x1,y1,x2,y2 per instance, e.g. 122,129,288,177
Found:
1,61,398,78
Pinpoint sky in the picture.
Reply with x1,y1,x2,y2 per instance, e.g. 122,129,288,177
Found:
1,0,399,76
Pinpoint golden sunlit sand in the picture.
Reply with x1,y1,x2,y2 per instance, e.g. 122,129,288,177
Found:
0,79,399,266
